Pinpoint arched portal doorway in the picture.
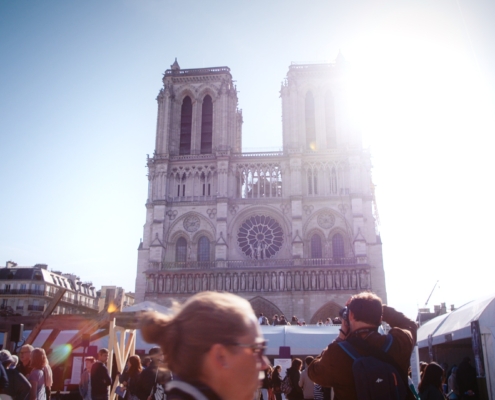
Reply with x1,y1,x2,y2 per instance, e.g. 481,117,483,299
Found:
249,296,283,321
310,301,343,324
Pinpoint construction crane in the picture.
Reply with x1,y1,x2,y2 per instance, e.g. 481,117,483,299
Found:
425,280,439,306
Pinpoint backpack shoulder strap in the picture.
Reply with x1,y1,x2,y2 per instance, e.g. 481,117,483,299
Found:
381,334,393,353
337,340,361,360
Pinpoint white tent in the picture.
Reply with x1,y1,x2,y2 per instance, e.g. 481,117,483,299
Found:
417,292,495,399
261,325,339,356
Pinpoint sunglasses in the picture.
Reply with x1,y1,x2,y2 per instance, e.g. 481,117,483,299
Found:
225,340,268,357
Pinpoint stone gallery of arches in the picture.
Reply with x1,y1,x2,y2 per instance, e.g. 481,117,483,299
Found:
135,58,386,323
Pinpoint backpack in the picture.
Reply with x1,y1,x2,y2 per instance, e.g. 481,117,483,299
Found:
261,316,269,325
280,374,292,395
338,334,408,400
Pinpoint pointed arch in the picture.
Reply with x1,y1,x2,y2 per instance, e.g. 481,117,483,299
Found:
310,234,323,258
249,296,283,321
332,232,345,262
179,96,192,155
197,236,211,262
310,301,343,324
175,237,187,262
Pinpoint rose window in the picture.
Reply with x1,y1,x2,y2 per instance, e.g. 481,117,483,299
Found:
237,215,284,259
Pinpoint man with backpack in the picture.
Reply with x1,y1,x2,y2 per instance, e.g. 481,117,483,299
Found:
308,292,417,400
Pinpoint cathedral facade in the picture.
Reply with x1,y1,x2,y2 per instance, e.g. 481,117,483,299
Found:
135,58,386,323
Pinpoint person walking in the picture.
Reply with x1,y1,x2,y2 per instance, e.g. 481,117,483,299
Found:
91,349,111,400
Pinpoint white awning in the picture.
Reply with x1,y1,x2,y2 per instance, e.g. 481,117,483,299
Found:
417,292,495,347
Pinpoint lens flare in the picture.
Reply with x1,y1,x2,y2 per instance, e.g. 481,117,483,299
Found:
49,344,72,365
107,301,118,313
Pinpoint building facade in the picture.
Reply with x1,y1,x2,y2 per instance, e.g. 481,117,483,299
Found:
135,59,386,323
0,262,98,316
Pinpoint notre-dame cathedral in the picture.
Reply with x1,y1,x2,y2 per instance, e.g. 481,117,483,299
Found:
135,57,387,323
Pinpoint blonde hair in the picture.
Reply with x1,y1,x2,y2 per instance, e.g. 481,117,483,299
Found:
140,291,256,381
31,348,47,370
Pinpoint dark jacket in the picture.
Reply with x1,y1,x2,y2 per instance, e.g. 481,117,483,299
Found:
165,380,222,400
136,361,170,400
308,305,417,400
91,361,112,398
419,384,446,400
5,368,31,400
286,368,304,400
120,369,141,396
16,362,33,378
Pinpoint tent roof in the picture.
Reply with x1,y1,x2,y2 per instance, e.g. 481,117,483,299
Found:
417,292,495,347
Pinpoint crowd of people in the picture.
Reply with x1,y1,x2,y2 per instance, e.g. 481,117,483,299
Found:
258,313,340,326
0,344,53,400
0,290,482,400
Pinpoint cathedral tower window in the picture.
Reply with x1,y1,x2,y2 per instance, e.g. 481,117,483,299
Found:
332,233,345,262
310,234,322,258
197,236,211,262
179,96,193,155
305,91,316,150
325,90,337,148
201,95,213,154
176,237,187,262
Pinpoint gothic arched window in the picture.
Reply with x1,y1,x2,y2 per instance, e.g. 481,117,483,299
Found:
305,91,316,150
179,96,192,155
176,237,187,262
325,90,336,148
201,95,213,154
332,233,345,262
310,234,322,258
197,236,210,262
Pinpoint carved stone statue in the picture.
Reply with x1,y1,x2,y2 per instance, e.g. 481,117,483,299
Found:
301,272,307,290
264,273,270,291
217,273,223,291
334,270,341,289
311,271,317,290
279,272,285,291
209,274,215,291
225,274,231,291
202,274,208,291
233,273,239,291
271,272,278,291
292,272,299,290
240,273,246,291
256,273,262,291
350,270,357,289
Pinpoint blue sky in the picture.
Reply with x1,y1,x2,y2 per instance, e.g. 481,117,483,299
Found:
1,0,494,319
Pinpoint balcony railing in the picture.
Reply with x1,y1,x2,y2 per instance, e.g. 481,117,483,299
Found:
0,289,98,310
0,289,45,296
155,257,360,271
27,305,44,311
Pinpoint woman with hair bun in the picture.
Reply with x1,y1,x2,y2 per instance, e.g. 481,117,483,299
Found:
140,291,269,400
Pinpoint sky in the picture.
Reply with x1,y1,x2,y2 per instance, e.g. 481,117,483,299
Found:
1,0,494,320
